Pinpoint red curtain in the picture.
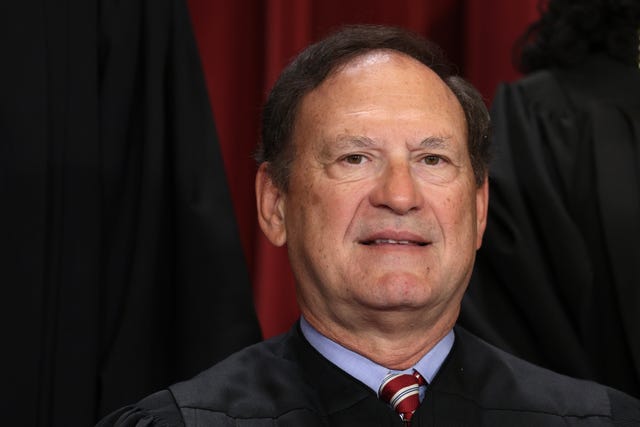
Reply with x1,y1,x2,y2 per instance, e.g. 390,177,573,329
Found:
186,0,540,338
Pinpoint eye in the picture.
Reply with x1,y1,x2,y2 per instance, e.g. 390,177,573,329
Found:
422,155,442,166
342,154,366,165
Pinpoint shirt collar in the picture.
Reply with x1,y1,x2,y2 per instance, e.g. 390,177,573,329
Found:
300,316,454,395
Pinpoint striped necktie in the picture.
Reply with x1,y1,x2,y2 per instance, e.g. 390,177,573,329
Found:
378,370,426,424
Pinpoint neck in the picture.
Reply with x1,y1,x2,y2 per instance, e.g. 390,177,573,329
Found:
302,307,457,370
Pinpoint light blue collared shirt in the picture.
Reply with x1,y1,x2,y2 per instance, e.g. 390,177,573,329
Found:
300,316,454,401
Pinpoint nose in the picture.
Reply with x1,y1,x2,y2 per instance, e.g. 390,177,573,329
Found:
369,160,423,214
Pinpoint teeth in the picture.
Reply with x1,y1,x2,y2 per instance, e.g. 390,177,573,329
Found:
374,239,412,245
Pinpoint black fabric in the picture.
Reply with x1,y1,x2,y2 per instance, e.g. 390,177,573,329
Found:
0,0,261,425
96,323,640,426
459,54,640,398
99,391,185,427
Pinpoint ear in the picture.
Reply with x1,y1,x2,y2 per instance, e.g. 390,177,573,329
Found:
475,177,489,250
255,163,287,247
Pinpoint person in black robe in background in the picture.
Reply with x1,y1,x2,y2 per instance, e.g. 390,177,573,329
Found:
0,0,261,425
459,0,640,398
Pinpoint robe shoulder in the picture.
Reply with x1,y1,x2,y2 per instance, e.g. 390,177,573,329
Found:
96,390,184,426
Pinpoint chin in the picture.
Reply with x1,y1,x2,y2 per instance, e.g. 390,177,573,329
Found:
363,274,435,307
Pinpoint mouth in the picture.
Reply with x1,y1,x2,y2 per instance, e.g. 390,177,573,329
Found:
360,238,429,247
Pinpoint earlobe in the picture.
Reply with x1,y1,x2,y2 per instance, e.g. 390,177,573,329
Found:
475,178,489,249
255,163,287,247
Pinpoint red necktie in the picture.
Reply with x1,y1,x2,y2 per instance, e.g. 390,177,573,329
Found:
378,371,426,424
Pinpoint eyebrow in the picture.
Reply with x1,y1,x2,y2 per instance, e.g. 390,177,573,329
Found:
317,135,377,161
419,135,451,149
333,135,451,148
333,135,377,149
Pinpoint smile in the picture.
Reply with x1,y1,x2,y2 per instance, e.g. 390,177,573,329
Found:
361,239,428,246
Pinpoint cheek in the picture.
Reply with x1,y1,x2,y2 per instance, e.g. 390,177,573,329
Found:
307,176,363,213
290,167,372,242
432,188,477,234
307,183,323,208
288,170,322,217
289,180,346,242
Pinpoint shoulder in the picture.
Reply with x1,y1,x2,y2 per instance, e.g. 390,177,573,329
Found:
434,327,640,423
169,327,320,413
97,326,326,426
167,325,330,425
96,389,184,427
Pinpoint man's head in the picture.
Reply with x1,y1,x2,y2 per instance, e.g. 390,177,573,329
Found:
256,25,490,191
255,25,490,356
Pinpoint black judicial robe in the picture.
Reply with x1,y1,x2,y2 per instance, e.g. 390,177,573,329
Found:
459,54,640,398
97,324,640,426
0,0,260,425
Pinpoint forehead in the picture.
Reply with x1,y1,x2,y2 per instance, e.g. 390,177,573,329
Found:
294,50,466,143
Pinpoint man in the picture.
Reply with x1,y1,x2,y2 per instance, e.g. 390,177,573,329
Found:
98,25,640,426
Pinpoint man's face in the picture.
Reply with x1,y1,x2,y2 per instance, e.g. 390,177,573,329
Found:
258,51,488,331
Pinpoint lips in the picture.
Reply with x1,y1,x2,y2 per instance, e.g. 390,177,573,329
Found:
359,230,430,247
362,238,427,246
